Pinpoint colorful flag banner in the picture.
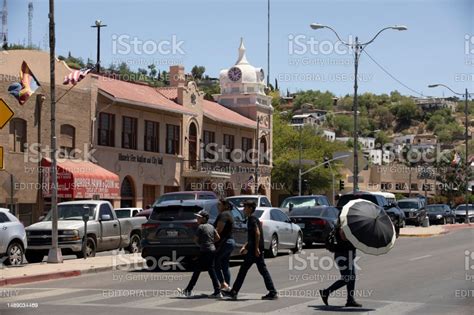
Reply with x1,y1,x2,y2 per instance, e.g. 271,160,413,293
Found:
63,68,91,85
8,61,41,105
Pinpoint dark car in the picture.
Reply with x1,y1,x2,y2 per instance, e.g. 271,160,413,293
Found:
336,192,403,237
280,195,331,213
426,204,455,225
398,198,427,226
141,199,247,269
454,204,474,223
153,191,218,205
288,206,339,247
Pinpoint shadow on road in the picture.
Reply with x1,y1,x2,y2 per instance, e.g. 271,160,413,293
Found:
309,305,376,312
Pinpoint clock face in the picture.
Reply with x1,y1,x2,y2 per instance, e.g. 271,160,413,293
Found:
228,67,242,81
259,69,265,81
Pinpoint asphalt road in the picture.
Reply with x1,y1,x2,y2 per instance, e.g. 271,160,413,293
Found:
1,228,473,315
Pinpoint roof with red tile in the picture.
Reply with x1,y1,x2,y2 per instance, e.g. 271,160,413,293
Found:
97,77,194,115
202,100,256,129
155,87,256,129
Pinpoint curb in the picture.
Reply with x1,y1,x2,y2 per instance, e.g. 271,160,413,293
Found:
0,261,145,287
400,231,448,238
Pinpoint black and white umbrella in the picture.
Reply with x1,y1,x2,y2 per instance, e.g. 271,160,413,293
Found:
340,199,396,255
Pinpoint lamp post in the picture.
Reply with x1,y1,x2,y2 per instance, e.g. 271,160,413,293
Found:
91,20,107,73
310,23,407,193
428,84,472,224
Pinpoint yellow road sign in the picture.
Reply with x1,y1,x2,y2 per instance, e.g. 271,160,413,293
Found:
0,98,14,129
0,146,3,170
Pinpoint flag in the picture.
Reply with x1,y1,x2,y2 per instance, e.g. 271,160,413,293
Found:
63,68,91,85
8,61,40,105
452,152,461,166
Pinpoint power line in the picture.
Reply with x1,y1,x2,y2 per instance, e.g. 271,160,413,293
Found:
362,48,426,97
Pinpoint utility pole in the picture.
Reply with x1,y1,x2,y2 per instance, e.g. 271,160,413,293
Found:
91,20,107,73
298,126,302,196
266,0,270,86
47,0,62,263
465,88,470,224
352,36,360,193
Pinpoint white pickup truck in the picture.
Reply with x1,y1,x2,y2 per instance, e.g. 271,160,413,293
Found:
25,200,146,263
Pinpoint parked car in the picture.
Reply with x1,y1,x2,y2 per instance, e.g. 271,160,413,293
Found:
135,208,152,219
288,206,339,247
280,195,331,213
154,191,218,205
426,204,455,224
253,207,303,257
454,204,474,223
141,199,247,268
25,200,147,262
115,207,143,218
226,195,272,210
371,191,406,228
397,198,427,226
336,192,404,237
0,208,27,266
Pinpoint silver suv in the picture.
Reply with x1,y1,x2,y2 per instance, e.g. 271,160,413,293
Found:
0,208,27,266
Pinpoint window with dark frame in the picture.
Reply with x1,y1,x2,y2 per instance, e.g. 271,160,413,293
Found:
166,124,180,155
241,137,253,163
98,113,115,147
144,120,159,152
122,116,138,150
203,130,215,160
9,118,27,153
223,134,235,162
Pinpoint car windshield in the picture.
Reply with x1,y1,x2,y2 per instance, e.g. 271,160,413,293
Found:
43,204,96,221
154,193,196,205
150,203,218,222
227,197,258,208
336,194,378,208
426,206,445,212
455,205,474,211
281,197,319,208
115,210,131,218
398,201,419,209
254,210,264,218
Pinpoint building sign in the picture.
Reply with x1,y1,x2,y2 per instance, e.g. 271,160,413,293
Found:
118,153,163,165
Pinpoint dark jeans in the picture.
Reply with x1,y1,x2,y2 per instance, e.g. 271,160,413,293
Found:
232,250,276,294
215,238,235,285
185,251,220,293
325,250,357,302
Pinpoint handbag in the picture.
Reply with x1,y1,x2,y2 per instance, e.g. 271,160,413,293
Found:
325,227,338,253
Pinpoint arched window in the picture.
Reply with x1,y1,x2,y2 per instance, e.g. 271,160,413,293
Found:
9,118,27,153
260,136,269,165
188,122,198,169
120,176,135,208
59,124,76,157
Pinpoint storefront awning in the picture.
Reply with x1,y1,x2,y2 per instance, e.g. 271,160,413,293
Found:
41,158,120,200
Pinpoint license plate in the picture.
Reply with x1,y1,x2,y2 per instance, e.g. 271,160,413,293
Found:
297,223,305,228
166,230,178,237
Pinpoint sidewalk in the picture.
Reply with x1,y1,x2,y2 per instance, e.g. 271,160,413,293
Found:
0,252,145,287
400,223,473,237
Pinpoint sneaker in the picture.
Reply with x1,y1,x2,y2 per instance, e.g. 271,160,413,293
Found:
221,289,237,300
220,286,231,292
209,291,223,299
261,292,278,300
177,288,191,297
320,289,329,306
345,300,362,307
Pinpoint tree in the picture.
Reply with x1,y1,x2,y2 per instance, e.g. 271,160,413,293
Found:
148,64,157,78
191,65,206,80
373,106,394,130
293,90,336,111
392,98,418,129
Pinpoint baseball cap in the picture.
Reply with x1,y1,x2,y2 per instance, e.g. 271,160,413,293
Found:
195,210,209,220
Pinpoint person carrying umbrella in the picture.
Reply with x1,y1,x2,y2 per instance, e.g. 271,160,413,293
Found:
320,198,397,308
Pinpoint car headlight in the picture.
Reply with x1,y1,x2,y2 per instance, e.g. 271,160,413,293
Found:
436,215,442,219
62,230,79,236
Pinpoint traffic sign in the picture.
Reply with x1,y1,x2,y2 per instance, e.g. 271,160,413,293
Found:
0,98,14,129
0,146,3,170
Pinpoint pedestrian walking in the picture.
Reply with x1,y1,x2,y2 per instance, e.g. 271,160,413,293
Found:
222,201,278,300
214,199,236,291
320,224,362,307
178,210,222,298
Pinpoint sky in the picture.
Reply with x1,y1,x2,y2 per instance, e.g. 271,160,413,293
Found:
6,0,474,98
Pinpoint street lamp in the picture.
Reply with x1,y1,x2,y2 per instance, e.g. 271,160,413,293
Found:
428,84,472,224
310,23,407,193
91,20,107,73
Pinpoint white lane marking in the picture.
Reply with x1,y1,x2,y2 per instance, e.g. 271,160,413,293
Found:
409,254,432,261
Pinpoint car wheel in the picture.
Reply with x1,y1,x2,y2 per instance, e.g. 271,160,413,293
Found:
5,241,24,266
442,218,446,225
76,237,96,258
25,250,46,263
127,234,141,254
401,220,406,228
266,234,279,258
292,233,303,254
